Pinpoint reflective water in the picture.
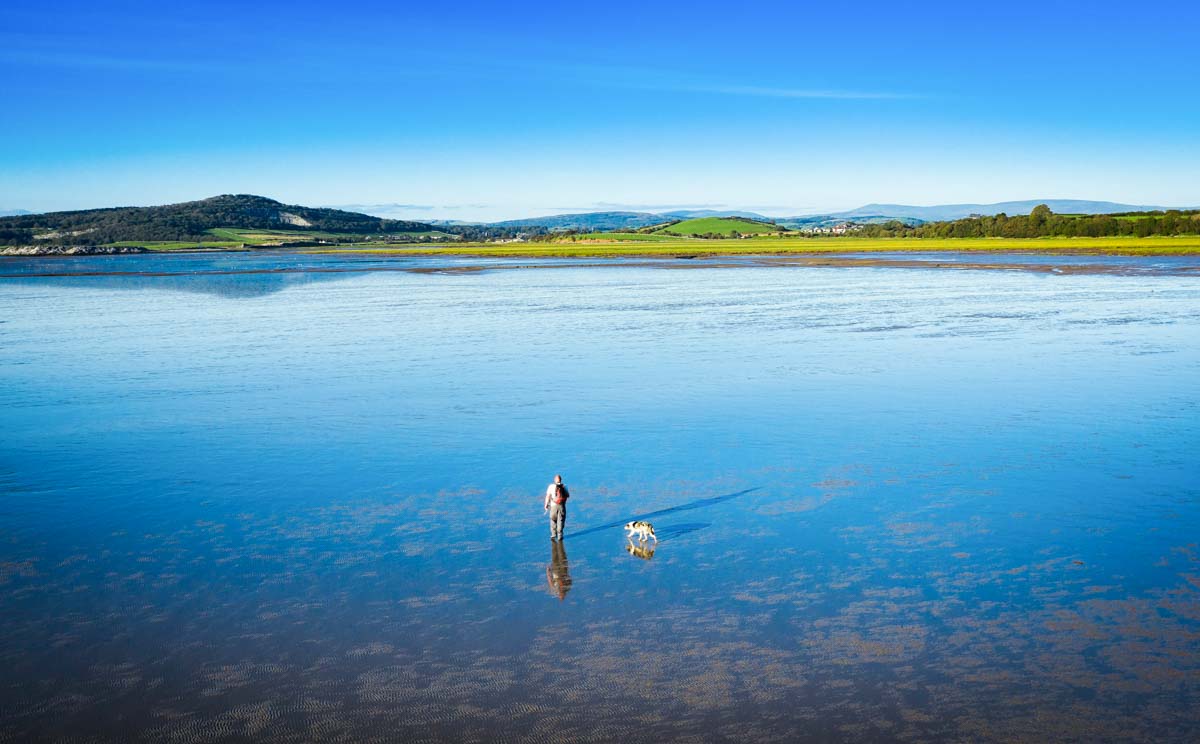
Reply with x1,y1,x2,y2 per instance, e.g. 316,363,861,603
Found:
2,253,1199,741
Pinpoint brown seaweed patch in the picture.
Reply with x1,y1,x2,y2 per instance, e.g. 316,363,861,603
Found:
0,559,39,584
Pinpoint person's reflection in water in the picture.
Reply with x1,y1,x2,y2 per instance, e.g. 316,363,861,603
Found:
625,542,655,560
546,540,573,600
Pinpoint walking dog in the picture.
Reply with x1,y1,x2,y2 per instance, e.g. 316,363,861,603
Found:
624,520,657,543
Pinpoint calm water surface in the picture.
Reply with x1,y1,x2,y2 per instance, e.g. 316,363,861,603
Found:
2,253,1198,742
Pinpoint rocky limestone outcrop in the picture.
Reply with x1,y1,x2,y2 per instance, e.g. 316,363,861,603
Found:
0,245,149,256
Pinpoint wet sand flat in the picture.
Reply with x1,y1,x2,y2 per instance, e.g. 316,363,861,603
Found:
1,256,1198,741
3,250,1200,279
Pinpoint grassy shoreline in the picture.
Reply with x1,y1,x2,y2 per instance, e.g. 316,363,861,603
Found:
303,235,1200,258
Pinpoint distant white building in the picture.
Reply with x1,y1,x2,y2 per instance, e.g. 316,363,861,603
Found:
802,222,860,235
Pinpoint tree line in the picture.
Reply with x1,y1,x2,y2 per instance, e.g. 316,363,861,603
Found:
859,205,1200,239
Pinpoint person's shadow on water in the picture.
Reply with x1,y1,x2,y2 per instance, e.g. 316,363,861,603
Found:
546,540,572,600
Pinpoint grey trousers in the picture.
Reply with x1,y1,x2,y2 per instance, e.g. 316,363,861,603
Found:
548,503,566,539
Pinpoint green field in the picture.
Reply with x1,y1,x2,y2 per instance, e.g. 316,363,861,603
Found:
101,226,457,251
318,235,1200,257
656,217,785,236
564,232,686,242
105,239,245,251
204,228,330,243
105,228,348,250
206,228,376,243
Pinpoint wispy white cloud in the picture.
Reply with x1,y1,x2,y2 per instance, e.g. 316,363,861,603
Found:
0,48,234,74
584,202,729,211
328,203,436,212
687,84,916,100
0,35,915,102
456,56,919,102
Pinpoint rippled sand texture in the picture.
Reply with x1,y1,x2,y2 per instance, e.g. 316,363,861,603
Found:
1,256,1198,741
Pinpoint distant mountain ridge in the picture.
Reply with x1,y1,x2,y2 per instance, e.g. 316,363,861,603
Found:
486,211,667,231
830,200,1177,222
468,210,777,232
659,209,769,220
452,199,1190,231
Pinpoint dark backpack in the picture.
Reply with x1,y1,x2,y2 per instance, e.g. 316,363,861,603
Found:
555,483,568,503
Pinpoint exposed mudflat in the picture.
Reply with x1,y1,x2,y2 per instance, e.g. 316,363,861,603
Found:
2,254,1198,741
3,249,1200,279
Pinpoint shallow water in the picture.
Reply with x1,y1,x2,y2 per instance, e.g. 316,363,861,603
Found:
2,253,1199,741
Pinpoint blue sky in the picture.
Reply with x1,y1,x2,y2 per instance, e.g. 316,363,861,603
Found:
2,0,1198,220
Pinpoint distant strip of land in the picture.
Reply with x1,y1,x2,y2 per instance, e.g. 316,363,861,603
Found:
4,195,1200,256
310,236,1200,257
9,235,1200,258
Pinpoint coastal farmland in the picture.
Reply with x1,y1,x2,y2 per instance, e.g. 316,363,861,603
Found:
565,232,684,242
102,227,459,252
6,195,1197,257
320,235,1200,257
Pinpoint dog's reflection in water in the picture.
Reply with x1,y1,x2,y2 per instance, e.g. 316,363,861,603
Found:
546,540,573,600
625,542,655,560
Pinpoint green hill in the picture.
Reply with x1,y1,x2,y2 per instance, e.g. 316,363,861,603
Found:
655,216,785,237
0,195,439,246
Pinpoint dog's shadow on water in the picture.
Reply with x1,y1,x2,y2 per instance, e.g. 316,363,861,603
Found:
653,522,710,541
567,487,759,542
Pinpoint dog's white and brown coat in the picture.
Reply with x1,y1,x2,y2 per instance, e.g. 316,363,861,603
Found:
624,520,657,543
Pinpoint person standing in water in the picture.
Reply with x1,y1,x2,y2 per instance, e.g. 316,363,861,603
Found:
543,474,570,540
